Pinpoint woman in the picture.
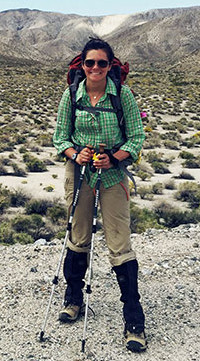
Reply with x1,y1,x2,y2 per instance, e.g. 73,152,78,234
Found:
53,38,147,353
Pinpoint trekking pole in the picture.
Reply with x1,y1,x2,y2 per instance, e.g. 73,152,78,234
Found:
40,145,93,342
81,143,106,353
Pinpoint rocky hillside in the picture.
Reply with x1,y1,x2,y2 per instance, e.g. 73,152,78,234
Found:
0,7,200,68
0,223,199,360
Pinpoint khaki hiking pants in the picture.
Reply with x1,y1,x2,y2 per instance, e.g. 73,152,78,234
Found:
64,160,136,266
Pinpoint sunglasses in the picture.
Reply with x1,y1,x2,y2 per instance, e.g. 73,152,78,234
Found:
84,59,110,68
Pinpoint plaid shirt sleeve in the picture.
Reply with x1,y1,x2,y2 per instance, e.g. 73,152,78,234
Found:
119,85,145,161
53,88,74,155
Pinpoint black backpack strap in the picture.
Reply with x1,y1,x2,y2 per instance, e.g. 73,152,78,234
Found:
69,70,85,134
109,94,126,141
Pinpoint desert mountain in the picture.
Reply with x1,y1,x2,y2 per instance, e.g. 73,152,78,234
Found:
0,7,200,68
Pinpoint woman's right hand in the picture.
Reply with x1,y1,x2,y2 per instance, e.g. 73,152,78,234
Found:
76,147,94,165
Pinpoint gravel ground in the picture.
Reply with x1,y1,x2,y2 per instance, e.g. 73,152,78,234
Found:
0,223,199,361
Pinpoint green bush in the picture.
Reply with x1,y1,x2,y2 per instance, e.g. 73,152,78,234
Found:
154,201,200,227
12,214,45,240
23,153,47,172
0,163,8,175
0,184,11,214
0,194,10,214
163,140,179,150
12,163,27,177
26,199,53,215
175,182,200,208
130,203,161,233
165,179,176,190
151,162,171,174
47,204,67,223
12,232,34,244
37,134,53,147
137,186,153,200
179,151,195,160
0,222,14,244
182,158,200,168
152,182,164,195
176,171,195,180
145,151,163,163
136,170,151,181
10,189,30,207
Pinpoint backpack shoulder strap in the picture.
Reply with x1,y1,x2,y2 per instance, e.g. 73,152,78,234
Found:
69,69,85,134
108,65,126,141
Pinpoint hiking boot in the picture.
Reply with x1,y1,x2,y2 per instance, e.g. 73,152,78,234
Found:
124,324,147,353
59,303,81,322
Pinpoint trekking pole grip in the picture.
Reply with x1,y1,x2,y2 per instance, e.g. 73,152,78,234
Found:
99,143,106,154
86,144,93,150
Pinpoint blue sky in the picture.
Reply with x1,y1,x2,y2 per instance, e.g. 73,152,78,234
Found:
0,0,199,16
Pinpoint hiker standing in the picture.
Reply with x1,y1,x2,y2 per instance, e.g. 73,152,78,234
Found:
53,38,147,352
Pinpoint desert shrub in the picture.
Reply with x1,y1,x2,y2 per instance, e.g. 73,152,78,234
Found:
145,151,163,163
162,122,177,130
182,136,200,148
179,117,188,125
179,151,195,160
43,185,55,192
0,222,14,244
23,153,47,172
151,162,171,174
47,204,67,223
0,194,10,214
182,158,200,168
16,135,27,144
37,134,53,147
11,214,45,240
0,162,8,175
0,185,11,213
163,140,179,150
176,171,195,180
152,182,164,194
12,163,27,177
130,203,161,233
12,232,34,244
137,186,153,200
10,189,30,207
175,182,200,208
26,199,53,215
165,179,176,190
154,201,200,227
19,146,27,153
161,131,182,142
136,170,151,181
55,230,66,239
143,137,162,149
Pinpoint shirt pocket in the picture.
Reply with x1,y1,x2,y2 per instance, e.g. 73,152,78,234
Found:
75,109,99,134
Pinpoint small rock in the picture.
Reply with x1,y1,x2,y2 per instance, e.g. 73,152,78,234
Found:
34,238,47,246
30,267,38,273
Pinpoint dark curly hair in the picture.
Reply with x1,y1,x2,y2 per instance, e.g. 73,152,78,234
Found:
81,37,114,63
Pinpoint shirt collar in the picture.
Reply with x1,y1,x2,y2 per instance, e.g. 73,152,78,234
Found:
76,76,117,102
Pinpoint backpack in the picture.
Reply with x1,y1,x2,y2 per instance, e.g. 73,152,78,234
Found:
67,53,130,140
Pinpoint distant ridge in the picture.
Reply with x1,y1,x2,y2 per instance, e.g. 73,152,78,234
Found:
0,7,199,69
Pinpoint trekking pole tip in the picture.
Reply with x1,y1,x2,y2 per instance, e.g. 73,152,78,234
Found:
81,339,86,353
39,331,45,342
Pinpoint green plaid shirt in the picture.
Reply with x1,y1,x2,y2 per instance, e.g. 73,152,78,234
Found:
53,77,145,188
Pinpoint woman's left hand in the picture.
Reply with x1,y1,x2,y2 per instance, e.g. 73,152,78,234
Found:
93,153,112,169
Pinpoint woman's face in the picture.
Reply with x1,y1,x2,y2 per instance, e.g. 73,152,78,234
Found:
82,49,111,84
